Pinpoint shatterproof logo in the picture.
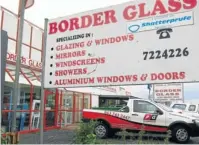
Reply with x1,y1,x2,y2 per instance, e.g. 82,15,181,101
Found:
127,11,194,33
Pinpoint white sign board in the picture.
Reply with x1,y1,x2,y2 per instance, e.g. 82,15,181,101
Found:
44,0,199,88
153,83,183,102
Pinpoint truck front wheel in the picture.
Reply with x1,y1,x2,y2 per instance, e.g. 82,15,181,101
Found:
94,123,109,139
171,125,190,144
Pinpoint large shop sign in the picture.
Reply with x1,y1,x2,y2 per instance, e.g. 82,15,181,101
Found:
153,83,183,102
43,0,199,88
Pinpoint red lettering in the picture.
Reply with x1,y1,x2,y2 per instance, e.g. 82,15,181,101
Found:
81,15,92,28
119,76,125,82
55,80,59,85
129,34,134,41
151,73,157,80
49,22,58,34
93,12,104,26
151,0,168,15
172,72,179,80
49,10,117,34
150,72,185,81
165,73,172,80
123,5,137,20
56,50,86,59
183,0,197,9
97,75,137,83
55,68,87,76
158,73,164,80
29,60,33,67
21,57,26,64
179,72,185,79
69,18,80,31
138,3,150,17
95,35,134,45
104,10,117,24
117,36,122,42
10,54,16,61
58,20,69,32
49,0,197,34
168,0,182,12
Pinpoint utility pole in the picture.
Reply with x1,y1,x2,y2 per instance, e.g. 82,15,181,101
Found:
147,84,152,100
11,0,26,132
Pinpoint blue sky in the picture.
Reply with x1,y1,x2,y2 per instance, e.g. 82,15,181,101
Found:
1,0,199,101
184,83,199,100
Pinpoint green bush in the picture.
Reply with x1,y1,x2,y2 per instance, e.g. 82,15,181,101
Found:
1,129,11,144
73,122,171,144
73,120,101,144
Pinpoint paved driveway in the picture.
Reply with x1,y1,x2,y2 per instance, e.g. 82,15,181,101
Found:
19,130,75,144
19,130,199,144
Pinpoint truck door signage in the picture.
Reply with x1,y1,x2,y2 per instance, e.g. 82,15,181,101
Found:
144,114,158,122
104,111,130,120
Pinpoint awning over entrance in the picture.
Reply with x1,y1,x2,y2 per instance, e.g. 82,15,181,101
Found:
5,63,41,86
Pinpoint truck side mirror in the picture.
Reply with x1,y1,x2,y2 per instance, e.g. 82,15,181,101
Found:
156,109,163,115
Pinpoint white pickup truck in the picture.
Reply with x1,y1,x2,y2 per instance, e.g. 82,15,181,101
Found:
83,96,199,144
170,103,199,119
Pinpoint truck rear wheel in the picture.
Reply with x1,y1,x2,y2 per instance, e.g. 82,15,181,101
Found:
94,123,108,139
171,125,190,144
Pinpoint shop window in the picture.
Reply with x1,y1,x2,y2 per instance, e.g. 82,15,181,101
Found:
22,21,31,44
31,49,41,62
84,94,91,109
188,105,196,112
31,28,42,49
2,11,17,39
21,44,30,59
7,39,16,54
62,91,73,110
46,94,55,109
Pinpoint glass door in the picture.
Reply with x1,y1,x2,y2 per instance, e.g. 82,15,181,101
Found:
2,89,13,132
44,90,56,129
74,93,83,123
58,91,73,127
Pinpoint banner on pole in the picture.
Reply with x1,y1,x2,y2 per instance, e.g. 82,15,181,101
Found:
153,83,183,102
44,0,199,88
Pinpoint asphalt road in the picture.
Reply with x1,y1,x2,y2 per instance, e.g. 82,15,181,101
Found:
19,130,199,144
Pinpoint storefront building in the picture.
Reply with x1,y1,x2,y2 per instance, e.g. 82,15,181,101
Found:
0,7,133,134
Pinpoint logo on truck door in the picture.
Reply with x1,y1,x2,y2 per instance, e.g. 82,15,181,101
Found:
144,114,158,122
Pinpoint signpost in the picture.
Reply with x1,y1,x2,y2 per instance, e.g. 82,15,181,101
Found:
147,84,152,100
43,0,199,89
11,0,26,132
1,30,8,111
41,0,199,143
